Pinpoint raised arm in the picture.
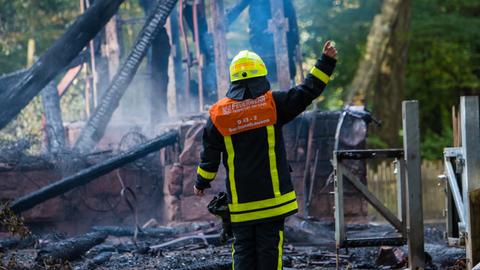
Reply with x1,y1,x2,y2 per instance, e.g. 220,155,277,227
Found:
274,41,337,125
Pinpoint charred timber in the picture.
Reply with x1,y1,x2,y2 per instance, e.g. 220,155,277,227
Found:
226,0,252,24
334,149,404,160
73,0,179,154
41,81,66,154
0,236,37,252
0,0,125,130
0,69,28,93
10,130,178,213
36,231,107,262
0,51,88,94
92,225,176,238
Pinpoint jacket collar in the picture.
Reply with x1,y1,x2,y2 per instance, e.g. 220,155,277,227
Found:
226,76,271,101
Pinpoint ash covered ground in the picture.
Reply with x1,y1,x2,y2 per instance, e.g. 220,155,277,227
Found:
0,218,465,270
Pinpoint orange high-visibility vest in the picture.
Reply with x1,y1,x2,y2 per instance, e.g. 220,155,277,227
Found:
209,91,277,136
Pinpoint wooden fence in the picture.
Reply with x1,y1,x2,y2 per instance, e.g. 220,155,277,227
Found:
366,160,445,222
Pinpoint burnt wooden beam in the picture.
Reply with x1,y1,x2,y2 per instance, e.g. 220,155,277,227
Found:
41,81,66,154
150,27,171,122
226,0,252,25
268,0,291,90
92,225,175,238
0,0,125,130
36,231,107,262
335,149,404,160
10,130,178,214
210,0,229,99
0,69,28,93
73,0,179,154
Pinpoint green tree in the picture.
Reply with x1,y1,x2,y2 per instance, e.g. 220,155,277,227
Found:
0,0,78,73
406,0,480,159
295,0,380,109
0,0,79,149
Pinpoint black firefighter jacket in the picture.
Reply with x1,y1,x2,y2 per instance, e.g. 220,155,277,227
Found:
196,54,336,225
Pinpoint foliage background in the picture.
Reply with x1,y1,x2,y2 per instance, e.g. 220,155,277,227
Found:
0,0,479,159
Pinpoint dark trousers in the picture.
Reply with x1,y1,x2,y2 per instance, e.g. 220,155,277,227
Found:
231,218,284,270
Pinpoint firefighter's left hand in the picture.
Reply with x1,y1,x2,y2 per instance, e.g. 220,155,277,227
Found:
194,185,205,196
323,40,337,59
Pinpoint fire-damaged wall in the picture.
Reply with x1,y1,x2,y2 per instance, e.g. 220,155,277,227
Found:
0,166,164,234
0,109,369,233
162,109,369,223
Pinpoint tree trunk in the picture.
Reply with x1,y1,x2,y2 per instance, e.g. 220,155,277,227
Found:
73,0,178,154
40,81,66,154
346,0,411,147
372,0,411,147
0,0,125,130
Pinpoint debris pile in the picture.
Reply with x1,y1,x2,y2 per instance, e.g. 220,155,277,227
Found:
0,212,467,270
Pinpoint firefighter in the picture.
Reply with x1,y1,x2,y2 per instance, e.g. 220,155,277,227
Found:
194,41,337,269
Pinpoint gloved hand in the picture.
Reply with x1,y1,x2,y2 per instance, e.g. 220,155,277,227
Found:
193,185,204,196
208,192,233,243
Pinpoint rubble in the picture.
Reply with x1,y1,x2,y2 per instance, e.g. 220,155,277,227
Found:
0,219,467,269
375,246,406,268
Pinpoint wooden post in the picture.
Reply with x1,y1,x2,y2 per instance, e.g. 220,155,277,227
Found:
210,0,229,99
460,96,480,269
40,81,66,154
150,27,171,122
268,0,291,90
84,0,99,108
104,15,121,81
168,6,184,115
165,17,177,115
193,1,204,111
402,100,425,269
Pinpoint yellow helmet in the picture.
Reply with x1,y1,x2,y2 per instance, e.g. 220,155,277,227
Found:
229,50,268,82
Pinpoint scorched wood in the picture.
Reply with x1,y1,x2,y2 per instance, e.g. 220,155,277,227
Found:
92,225,175,238
226,0,252,24
0,0,125,130
10,130,178,214
41,81,66,154
73,0,179,154
36,231,107,262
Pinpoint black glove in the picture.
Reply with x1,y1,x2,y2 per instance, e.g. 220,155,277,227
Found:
208,192,233,243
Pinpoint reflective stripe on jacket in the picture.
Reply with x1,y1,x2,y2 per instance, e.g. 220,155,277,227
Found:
196,54,336,225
